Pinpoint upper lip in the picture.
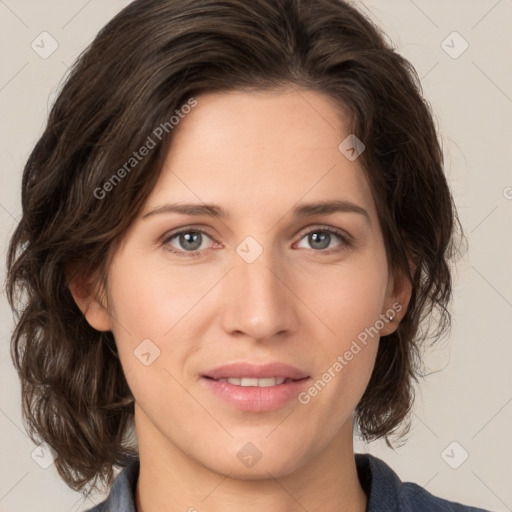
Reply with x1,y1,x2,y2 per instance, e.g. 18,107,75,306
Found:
202,362,309,380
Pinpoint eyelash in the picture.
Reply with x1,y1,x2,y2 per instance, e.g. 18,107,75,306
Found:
161,225,353,258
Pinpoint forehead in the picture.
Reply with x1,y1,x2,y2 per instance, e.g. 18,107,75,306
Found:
146,88,377,224
168,88,348,159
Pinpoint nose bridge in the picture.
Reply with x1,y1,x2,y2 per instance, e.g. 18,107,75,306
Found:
221,243,294,341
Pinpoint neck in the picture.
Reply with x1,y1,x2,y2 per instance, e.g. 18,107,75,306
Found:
134,411,367,512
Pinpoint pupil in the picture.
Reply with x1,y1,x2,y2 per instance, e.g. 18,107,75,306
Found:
310,232,330,249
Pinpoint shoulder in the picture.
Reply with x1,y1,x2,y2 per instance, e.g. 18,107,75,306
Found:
399,479,490,511
356,453,493,512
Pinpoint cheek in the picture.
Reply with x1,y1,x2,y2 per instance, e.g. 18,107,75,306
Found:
296,270,383,433
293,252,387,402
107,254,211,341
106,260,202,424
105,255,216,398
299,255,389,343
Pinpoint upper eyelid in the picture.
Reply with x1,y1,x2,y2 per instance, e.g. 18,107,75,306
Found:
299,225,350,237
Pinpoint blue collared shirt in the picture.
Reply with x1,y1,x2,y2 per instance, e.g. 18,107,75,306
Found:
86,453,493,511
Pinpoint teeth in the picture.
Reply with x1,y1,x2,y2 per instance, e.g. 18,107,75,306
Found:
241,377,259,386
216,377,287,387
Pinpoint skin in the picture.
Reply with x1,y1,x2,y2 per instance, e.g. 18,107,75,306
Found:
71,87,412,512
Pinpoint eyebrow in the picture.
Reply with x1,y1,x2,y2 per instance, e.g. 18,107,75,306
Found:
143,199,370,224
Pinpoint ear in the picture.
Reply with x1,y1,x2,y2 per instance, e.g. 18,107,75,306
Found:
67,270,112,332
379,260,414,337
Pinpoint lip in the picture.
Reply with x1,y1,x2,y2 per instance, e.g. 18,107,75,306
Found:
201,362,310,412
203,362,309,380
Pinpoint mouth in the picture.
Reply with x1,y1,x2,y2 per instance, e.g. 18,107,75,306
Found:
205,376,299,387
201,362,310,411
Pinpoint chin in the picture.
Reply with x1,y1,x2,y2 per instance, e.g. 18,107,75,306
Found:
187,435,311,481
206,455,306,481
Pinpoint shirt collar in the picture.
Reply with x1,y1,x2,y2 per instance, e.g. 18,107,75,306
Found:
356,453,402,511
101,457,139,512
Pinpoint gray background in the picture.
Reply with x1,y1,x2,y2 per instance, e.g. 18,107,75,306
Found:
1,0,511,511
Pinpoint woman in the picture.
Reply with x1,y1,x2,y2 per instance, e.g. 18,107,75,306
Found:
6,0,492,510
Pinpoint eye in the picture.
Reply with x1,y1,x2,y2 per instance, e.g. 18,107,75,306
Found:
162,225,352,258
294,226,352,254
163,229,216,257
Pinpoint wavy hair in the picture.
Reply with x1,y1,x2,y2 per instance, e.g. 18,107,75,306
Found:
6,0,462,493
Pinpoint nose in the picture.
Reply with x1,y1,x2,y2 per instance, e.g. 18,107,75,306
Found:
220,246,297,343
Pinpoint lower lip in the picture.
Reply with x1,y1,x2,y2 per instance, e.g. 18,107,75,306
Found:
201,377,310,412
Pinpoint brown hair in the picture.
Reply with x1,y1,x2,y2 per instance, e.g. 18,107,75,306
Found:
6,0,462,493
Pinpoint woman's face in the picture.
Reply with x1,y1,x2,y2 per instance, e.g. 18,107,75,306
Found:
86,88,409,478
